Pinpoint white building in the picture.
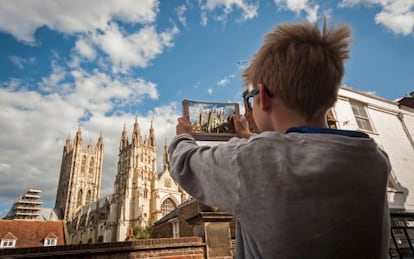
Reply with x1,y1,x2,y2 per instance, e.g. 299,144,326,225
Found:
335,86,414,212
334,86,414,258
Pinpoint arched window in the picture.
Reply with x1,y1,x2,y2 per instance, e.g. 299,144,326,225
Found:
161,198,176,216
143,189,148,198
77,189,83,208
86,190,91,205
81,156,87,174
89,157,94,177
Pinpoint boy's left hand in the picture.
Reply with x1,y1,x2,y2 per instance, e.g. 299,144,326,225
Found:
176,116,192,135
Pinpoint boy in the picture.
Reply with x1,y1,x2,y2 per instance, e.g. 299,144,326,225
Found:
169,21,390,258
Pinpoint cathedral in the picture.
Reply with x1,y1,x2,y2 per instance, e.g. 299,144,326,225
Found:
54,117,189,244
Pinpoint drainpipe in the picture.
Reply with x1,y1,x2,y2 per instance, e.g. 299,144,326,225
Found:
397,112,414,150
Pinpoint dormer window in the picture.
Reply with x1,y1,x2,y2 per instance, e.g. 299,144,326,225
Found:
43,232,59,247
44,238,57,246
1,232,17,248
0,239,16,248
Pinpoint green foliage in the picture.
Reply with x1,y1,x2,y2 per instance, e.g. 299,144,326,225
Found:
133,224,153,239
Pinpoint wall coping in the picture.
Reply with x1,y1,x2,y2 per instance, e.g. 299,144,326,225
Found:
0,237,204,258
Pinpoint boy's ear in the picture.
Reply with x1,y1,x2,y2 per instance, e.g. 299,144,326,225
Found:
258,84,271,110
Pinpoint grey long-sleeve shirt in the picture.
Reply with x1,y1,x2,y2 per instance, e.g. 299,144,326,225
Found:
168,130,390,258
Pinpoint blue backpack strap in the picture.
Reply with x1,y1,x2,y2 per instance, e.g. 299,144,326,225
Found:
286,126,369,138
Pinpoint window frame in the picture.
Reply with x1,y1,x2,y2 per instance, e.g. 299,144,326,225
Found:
161,198,176,216
350,101,375,132
0,239,16,248
44,238,57,247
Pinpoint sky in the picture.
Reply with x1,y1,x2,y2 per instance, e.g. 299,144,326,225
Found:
1,0,414,218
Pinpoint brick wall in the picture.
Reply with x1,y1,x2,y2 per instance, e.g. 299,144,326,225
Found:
0,237,205,259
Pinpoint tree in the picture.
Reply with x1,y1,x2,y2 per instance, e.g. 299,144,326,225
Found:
133,224,153,239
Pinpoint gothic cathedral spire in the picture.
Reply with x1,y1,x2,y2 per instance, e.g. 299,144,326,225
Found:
119,124,128,151
74,127,82,147
163,139,170,172
148,121,155,148
132,116,141,146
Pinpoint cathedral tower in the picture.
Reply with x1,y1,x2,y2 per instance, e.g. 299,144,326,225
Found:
54,128,104,221
109,117,157,241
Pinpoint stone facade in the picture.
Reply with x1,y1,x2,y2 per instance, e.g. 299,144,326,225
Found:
56,118,189,244
54,129,104,221
197,109,226,133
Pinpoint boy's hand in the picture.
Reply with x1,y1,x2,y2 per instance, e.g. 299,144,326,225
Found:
233,114,251,139
176,116,192,135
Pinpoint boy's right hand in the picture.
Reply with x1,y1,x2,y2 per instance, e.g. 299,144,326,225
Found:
233,114,251,139
176,116,192,136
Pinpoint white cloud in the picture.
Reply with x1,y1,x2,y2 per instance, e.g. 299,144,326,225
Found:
39,62,67,93
176,5,188,27
201,0,258,23
68,68,159,115
273,0,319,22
0,1,180,73
0,0,159,43
201,12,209,26
218,78,230,86
193,81,201,89
9,56,25,69
0,70,178,213
75,38,96,60
217,74,235,86
208,87,214,94
91,23,179,73
9,56,36,69
339,0,414,35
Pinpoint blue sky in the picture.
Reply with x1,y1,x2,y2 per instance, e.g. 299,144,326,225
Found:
1,0,413,218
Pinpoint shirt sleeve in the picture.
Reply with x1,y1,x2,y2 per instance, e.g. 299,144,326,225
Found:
168,134,243,214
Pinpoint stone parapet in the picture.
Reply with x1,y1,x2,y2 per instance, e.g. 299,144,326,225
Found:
0,237,204,259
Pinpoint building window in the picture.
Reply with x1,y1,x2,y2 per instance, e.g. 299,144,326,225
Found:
350,102,374,132
89,157,94,178
389,212,414,258
161,198,176,216
86,190,92,205
1,239,16,248
81,156,87,174
44,238,57,247
326,109,337,129
77,189,83,208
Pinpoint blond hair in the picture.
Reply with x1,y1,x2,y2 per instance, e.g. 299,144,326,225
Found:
242,21,351,119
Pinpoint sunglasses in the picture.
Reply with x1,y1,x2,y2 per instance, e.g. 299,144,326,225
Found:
245,86,273,111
